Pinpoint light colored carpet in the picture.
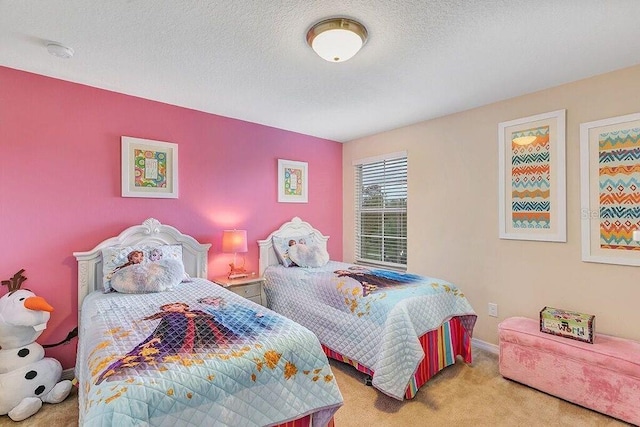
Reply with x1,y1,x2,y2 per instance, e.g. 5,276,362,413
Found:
0,348,630,426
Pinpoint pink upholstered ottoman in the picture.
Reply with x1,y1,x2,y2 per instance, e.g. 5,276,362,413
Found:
499,316,640,425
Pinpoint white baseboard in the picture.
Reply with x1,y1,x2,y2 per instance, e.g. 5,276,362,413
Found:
61,368,75,381
472,338,499,355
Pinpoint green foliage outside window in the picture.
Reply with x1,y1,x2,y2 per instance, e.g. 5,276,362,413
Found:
356,157,407,267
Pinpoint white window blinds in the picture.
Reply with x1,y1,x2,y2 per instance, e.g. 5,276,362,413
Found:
354,152,407,269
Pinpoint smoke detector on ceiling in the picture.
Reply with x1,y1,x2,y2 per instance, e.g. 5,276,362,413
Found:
46,42,74,59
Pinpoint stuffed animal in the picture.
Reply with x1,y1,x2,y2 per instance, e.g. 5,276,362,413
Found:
0,270,72,421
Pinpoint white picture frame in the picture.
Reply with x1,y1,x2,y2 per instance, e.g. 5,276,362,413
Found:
121,136,178,198
580,112,640,265
278,159,308,203
498,109,566,242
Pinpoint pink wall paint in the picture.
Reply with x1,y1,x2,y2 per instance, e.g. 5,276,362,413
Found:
0,66,343,369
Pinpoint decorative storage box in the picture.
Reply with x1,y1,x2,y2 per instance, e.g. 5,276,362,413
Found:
539,306,595,343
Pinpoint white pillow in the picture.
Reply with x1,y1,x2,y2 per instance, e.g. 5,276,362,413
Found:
288,243,329,268
272,233,316,267
110,259,185,293
102,244,184,292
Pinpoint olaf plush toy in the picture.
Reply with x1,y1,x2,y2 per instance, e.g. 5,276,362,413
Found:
0,270,72,421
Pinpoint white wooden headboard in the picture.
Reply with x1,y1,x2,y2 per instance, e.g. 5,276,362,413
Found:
257,217,329,275
73,218,211,314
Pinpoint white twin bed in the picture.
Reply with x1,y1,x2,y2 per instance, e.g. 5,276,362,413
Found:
258,217,477,400
73,218,342,427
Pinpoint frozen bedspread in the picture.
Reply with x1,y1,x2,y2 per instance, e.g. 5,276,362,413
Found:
77,279,343,426
264,262,477,400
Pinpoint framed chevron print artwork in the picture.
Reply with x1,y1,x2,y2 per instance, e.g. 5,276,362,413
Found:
580,112,640,265
498,109,566,242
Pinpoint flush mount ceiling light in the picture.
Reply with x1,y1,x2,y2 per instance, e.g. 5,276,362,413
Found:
46,41,74,59
306,17,368,63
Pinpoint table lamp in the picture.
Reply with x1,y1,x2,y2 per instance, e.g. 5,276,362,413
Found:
222,229,248,279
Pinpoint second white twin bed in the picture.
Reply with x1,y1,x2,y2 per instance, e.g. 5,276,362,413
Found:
259,217,477,400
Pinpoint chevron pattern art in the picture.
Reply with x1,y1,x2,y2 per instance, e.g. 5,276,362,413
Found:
598,127,640,250
511,126,550,229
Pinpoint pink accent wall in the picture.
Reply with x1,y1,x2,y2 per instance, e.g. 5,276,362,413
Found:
0,66,343,369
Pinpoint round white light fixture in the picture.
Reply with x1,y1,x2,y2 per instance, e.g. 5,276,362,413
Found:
306,18,368,63
46,42,74,59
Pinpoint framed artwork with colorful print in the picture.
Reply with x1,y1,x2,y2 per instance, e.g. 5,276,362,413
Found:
580,112,640,265
278,159,308,203
121,136,178,199
498,109,567,242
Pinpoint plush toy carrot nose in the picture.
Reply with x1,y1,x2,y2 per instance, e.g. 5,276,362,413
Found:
24,296,54,312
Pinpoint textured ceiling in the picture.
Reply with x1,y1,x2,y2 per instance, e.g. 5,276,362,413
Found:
2,1,640,142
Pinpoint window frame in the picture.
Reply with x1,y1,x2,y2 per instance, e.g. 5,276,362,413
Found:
353,151,408,270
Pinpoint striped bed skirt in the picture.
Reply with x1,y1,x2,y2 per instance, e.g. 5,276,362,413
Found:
276,415,335,427
321,316,472,399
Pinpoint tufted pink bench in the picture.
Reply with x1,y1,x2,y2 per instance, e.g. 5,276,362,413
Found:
499,316,640,426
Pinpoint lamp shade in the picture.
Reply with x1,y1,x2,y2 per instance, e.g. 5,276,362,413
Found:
307,18,368,63
222,230,248,253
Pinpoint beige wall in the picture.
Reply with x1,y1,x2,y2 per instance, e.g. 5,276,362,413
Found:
343,64,640,346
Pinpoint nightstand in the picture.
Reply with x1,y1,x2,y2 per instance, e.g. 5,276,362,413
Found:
212,274,266,306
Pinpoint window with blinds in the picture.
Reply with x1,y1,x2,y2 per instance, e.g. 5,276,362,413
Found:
354,152,407,269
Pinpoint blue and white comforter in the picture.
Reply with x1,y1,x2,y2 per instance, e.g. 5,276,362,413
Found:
264,261,477,400
76,279,343,426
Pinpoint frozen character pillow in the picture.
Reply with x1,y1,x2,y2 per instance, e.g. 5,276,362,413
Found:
110,259,185,293
101,244,185,292
272,233,316,267
287,241,330,268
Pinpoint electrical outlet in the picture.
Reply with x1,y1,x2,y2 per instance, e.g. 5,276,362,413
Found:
488,303,498,317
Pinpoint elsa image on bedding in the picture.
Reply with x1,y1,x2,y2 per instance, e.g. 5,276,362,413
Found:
95,301,236,385
198,296,279,340
334,266,422,296
148,247,163,261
